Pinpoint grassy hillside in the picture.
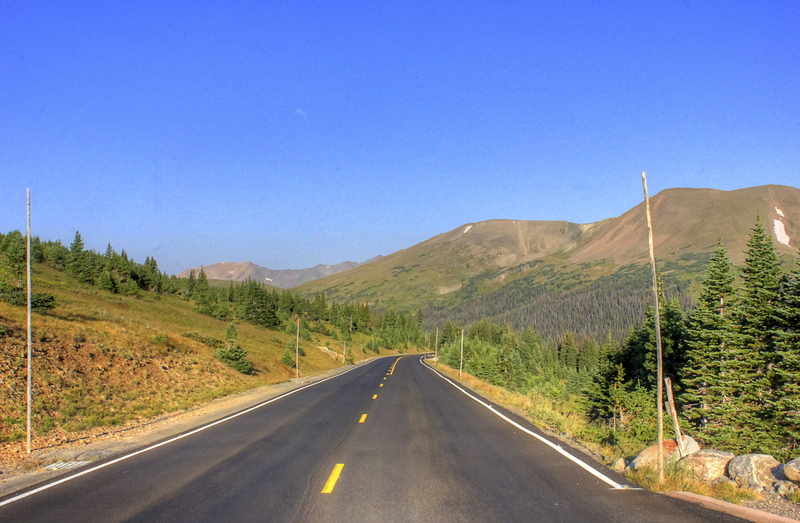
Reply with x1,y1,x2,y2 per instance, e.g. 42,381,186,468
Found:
0,265,392,443
297,185,800,340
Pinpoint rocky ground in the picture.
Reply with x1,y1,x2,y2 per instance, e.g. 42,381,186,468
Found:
743,495,800,521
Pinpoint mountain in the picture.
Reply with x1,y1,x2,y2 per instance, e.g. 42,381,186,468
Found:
296,185,799,340
177,257,382,289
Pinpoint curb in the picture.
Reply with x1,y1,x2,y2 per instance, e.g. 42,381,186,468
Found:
664,491,798,523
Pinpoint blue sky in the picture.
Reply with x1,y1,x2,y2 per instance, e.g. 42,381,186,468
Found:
2,1,798,274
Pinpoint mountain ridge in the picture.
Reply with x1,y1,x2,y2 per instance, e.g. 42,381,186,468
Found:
296,185,799,313
177,257,383,289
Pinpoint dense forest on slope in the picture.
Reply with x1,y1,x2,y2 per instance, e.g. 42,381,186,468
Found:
433,217,800,461
425,261,698,344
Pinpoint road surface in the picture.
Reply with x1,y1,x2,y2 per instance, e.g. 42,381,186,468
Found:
0,355,747,522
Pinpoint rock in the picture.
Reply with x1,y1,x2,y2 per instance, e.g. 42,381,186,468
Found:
627,436,700,471
783,457,800,483
679,449,735,483
727,454,786,489
611,457,627,471
712,476,736,488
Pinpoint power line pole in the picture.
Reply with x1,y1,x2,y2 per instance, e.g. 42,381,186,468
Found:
642,172,665,484
26,189,32,454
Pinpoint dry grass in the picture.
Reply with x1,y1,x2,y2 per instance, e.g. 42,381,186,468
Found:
0,264,405,444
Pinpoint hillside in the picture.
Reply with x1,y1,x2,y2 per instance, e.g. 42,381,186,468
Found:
177,258,381,289
297,185,800,339
0,265,393,445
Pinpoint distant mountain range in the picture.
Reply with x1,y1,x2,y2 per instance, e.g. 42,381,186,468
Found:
177,257,382,289
294,184,799,340
180,185,798,341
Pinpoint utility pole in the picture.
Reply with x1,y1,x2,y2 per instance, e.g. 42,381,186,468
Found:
642,172,665,484
26,189,32,454
295,317,300,379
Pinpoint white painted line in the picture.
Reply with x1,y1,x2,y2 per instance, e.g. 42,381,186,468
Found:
421,358,632,490
0,360,378,508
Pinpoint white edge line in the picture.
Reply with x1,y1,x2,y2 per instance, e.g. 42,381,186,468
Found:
420,357,631,490
0,361,375,508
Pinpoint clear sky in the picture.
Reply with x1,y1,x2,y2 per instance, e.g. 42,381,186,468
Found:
2,1,798,274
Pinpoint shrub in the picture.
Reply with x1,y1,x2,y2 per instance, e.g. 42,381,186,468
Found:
0,283,57,312
214,345,253,374
286,339,306,357
280,348,295,368
181,331,225,348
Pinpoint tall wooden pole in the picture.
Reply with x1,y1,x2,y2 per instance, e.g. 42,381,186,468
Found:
459,329,464,379
642,172,665,484
26,189,32,454
434,328,439,367
295,317,300,379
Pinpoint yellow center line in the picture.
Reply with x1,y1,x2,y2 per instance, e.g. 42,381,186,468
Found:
321,464,344,494
372,394,377,399
359,414,367,423
379,384,383,387
383,377,386,380
389,356,405,375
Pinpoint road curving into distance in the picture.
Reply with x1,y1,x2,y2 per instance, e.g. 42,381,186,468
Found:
0,355,748,522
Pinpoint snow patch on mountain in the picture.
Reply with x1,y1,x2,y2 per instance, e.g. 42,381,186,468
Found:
776,207,785,217
463,225,473,234
774,218,791,247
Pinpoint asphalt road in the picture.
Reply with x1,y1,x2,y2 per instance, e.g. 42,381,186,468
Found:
0,355,748,522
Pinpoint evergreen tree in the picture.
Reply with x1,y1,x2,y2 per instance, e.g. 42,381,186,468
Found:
770,259,800,458
97,270,118,293
577,337,600,372
193,267,214,315
280,348,295,368
681,239,738,448
559,332,579,370
0,230,26,286
67,231,94,285
225,321,239,348
730,216,781,454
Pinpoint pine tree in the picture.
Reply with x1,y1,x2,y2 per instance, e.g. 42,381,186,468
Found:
559,332,579,371
577,336,600,372
0,230,26,286
770,259,800,459
280,348,295,368
67,231,93,285
97,270,118,293
585,334,625,427
730,216,781,454
225,321,239,348
681,239,738,448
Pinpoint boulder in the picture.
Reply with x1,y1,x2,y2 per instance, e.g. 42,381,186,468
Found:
783,457,800,483
678,449,735,483
727,454,786,489
611,457,627,471
627,436,700,471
